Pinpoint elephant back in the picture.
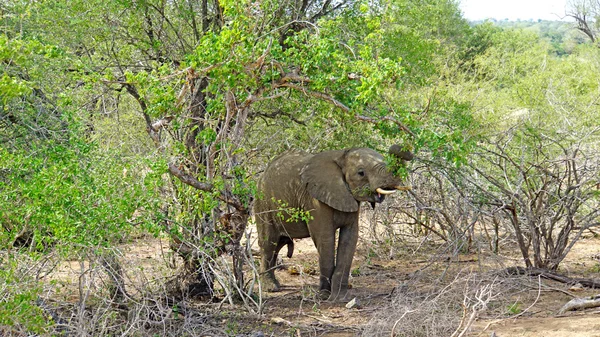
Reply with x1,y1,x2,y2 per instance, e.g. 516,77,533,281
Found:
255,150,312,216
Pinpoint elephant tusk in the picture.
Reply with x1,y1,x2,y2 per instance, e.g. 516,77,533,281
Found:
376,188,397,195
395,185,412,191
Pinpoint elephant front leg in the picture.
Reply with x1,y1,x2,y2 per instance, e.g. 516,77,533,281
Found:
329,222,359,302
313,231,336,300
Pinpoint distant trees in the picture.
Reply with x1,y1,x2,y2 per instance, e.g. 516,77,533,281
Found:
472,19,587,56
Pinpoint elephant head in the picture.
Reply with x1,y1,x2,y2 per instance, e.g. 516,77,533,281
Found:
300,147,410,212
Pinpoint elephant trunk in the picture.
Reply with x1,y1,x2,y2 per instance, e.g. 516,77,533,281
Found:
385,144,413,192
389,144,414,161
374,169,409,191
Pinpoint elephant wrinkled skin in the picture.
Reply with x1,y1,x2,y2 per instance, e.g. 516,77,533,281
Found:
254,147,410,301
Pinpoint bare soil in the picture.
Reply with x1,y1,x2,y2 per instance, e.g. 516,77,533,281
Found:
471,235,600,337
258,233,600,337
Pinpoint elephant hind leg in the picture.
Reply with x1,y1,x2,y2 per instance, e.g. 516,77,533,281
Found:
260,236,295,292
273,236,294,261
259,234,286,292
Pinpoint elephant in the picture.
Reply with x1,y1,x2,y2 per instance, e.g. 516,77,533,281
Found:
254,146,412,301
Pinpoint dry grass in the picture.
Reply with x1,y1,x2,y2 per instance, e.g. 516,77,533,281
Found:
1,236,268,337
362,267,543,337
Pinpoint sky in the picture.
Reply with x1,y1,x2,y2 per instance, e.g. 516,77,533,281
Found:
459,0,570,21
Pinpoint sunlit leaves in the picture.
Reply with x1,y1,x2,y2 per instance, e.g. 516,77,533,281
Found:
0,264,48,334
0,142,163,253
0,35,64,105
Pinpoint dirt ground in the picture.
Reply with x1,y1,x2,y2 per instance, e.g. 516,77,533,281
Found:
46,228,600,336
471,234,600,337
255,232,600,337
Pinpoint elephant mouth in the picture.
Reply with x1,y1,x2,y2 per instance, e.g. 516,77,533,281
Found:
373,193,385,204
364,185,412,208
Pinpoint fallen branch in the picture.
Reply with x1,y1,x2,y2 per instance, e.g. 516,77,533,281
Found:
270,316,356,334
558,294,600,314
503,266,600,288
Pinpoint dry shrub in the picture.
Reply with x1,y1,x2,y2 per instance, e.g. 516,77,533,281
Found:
32,254,224,336
2,238,264,337
363,270,508,337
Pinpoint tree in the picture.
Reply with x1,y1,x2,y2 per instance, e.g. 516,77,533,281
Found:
42,0,412,302
451,21,600,270
567,0,600,45
0,4,164,331
470,124,600,269
1,0,482,332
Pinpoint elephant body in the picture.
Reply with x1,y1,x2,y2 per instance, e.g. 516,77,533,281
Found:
254,147,409,301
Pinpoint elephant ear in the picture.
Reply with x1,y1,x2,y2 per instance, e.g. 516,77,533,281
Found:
300,150,359,212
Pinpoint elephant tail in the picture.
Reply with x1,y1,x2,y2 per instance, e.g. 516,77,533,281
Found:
286,240,294,258
277,236,294,258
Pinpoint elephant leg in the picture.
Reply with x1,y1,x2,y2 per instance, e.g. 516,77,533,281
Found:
312,229,336,300
259,231,282,292
329,221,359,301
260,235,293,292
279,236,294,258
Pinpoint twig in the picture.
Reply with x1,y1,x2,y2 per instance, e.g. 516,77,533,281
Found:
478,275,543,336
390,309,416,337
278,83,350,112
512,275,542,320
504,266,600,288
304,314,333,324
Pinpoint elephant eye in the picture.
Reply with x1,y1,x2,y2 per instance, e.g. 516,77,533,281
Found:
357,169,365,177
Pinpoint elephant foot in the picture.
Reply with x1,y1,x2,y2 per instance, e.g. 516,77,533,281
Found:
261,276,281,292
326,289,349,302
318,289,331,300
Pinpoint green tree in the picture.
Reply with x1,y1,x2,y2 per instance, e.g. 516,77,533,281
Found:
1,0,483,332
0,3,164,331
453,22,600,269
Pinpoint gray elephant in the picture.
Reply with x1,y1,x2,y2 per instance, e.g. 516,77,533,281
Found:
254,146,411,301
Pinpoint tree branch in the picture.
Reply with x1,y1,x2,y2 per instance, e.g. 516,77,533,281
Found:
278,83,350,111
168,163,213,191
168,162,247,212
356,114,416,138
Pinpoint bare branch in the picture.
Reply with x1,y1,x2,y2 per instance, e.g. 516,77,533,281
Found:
151,115,174,130
167,162,214,191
